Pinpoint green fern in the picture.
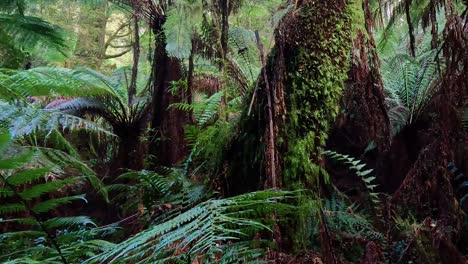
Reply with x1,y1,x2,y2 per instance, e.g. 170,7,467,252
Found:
322,194,383,242
323,150,380,205
381,50,439,135
87,190,296,264
170,91,222,127
0,131,115,263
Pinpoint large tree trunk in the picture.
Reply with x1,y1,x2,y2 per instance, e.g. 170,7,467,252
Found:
148,16,188,167
327,0,392,191
223,0,353,194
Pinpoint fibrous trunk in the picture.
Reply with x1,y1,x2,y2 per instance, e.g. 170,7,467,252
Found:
224,0,353,194
149,16,188,167
390,4,467,262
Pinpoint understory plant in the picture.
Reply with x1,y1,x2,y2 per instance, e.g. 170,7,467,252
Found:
88,190,296,264
0,131,115,263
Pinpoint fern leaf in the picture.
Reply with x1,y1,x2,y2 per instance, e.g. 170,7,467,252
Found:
44,216,97,230
0,150,35,169
32,195,87,214
19,178,77,200
6,167,50,186
0,203,26,214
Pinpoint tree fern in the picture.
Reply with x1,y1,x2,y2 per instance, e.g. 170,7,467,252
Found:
381,49,439,135
0,101,114,138
0,66,150,169
0,5,69,64
164,0,203,59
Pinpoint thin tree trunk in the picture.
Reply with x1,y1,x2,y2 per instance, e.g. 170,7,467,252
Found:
255,31,276,189
128,13,140,104
405,0,416,57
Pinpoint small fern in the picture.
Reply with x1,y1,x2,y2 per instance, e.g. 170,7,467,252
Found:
322,194,384,242
107,168,209,218
323,150,380,205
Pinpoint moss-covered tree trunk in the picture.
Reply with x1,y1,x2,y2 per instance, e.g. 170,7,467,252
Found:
224,0,353,194
327,0,392,192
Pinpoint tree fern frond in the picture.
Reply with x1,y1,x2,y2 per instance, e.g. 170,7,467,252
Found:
0,150,35,169
0,14,68,56
1,67,116,98
0,101,115,138
324,150,380,205
164,1,203,59
89,190,295,264
6,167,50,186
0,203,26,214
0,130,114,263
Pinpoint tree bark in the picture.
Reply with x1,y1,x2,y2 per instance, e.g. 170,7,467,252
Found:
223,0,353,194
114,127,144,171
390,5,467,262
149,15,188,167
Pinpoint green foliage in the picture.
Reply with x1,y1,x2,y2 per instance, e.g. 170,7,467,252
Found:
1,66,149,141
0,14,68,55
322,194,383,242
381,49,439,135
0,101,113,139
88,190,296,264
164,0,203,59
0,131,115,263
184,120,233,176
0,1,69,68
171,91,222,127
107,168,210,217
323,150,380,205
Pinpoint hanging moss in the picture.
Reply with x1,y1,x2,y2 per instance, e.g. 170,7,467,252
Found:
283,2,354,187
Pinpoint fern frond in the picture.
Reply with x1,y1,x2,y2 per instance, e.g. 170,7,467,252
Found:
0,132,114,263
32,195,87,214
0,14,68,56
44,216,97,230
19,178,77,200
89,190,295,264
324,150,380,205
164,1,203,59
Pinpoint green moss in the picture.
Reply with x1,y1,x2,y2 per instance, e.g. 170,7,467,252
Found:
283,2,353,187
